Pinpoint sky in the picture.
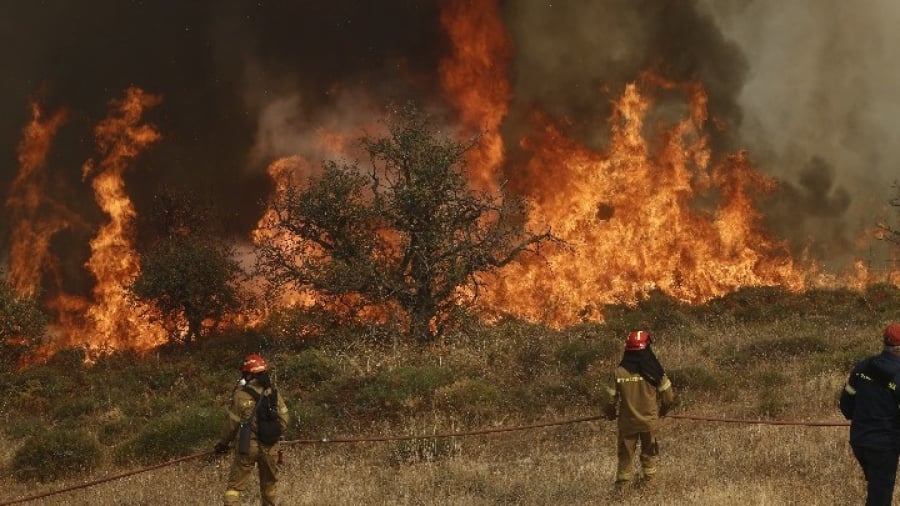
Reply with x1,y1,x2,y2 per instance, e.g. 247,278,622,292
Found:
1,0,898,284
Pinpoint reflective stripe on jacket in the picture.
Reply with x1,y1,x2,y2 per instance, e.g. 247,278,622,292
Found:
606,366,676,436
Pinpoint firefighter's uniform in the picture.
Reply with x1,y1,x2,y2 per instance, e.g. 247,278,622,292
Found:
217,379,291,506
604,366,676,483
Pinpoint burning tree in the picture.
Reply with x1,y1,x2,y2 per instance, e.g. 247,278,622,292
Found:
131,191,244,344
255,105,553,343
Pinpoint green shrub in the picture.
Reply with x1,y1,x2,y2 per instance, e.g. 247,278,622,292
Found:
5,415,48,439
355,365,455,416
754,370,787,389
668,366,721,392
719,335,828,367
278,348,340,386
555,340,604,375
51,397,98,421
116,407,221,464
292,401,335,437
13,428,101,481
604,290,693,334
757,388,785,417
98,419,131,446
435,379,501,423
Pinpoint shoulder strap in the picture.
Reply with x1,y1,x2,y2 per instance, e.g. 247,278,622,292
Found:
242,385,261,401
241,385,263,423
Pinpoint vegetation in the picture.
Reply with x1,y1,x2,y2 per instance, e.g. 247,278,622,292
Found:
13,428,101,482
254,104,554,343
0,286,898,504
0,278,48,365
132,189,244,343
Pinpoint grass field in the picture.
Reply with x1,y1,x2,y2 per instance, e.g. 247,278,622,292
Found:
1,286,897,505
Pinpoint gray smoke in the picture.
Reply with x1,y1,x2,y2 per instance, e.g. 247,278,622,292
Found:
699,0,900,271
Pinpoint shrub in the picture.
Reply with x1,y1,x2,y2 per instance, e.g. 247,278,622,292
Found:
292,401,335,437
355,365,455,416
278,348,340,387
757,387,785,417
116,407,221,464
435,378,501,423
702,286,801,322
668,366,721,392
555,340,604,375
5,415,47,439
98,419,131,446
603,289,693,333
13,428,101,481
50,397,98,421
719,335,828,367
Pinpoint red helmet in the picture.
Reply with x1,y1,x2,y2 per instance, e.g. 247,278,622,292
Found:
242,354,267,374
885,323,900,346
625,330,650,351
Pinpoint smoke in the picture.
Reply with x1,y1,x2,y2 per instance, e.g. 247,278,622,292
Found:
501,0,748,151
698,0,900,269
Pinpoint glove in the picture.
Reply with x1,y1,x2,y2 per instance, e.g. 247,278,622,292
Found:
214,442,229,454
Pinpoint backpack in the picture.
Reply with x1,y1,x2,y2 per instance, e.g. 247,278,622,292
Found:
242,385,283,445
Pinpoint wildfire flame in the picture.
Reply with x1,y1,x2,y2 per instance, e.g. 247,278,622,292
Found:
438,0,512,192
5,102,68,297
478,80,807,325
59,87,167,353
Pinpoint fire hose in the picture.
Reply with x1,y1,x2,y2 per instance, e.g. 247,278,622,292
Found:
0,413,849,505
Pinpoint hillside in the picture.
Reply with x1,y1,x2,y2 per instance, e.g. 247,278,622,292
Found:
1,284,899,505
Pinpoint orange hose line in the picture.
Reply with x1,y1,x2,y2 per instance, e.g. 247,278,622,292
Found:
0,412,850,505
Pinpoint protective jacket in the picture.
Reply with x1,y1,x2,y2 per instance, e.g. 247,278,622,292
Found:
218,378,290,447
840,350,900,450
605,366,676,436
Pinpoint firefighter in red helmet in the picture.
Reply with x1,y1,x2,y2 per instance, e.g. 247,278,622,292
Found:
603,330,677,496
214,353,290,506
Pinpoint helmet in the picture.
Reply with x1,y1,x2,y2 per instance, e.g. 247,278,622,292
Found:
884,323,900,346
242,354,267,374
625,330,650,351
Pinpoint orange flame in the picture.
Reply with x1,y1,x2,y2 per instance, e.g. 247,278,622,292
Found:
438,0,511,192
61,87,167,353
479,80,807,326
5,102,68,297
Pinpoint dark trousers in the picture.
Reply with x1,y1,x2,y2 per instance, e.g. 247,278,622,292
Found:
853,444,900,506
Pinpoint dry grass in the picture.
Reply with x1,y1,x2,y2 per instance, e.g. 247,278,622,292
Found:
2,294,897,505
1,420,870,505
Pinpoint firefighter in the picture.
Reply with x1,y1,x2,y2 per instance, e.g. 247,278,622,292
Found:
214,353,291,506
603,330,677,495
840,323,900,506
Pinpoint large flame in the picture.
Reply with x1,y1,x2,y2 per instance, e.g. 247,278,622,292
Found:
59,87,168,353
5,102,68,297
478,79,806,325
438,0,511,192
